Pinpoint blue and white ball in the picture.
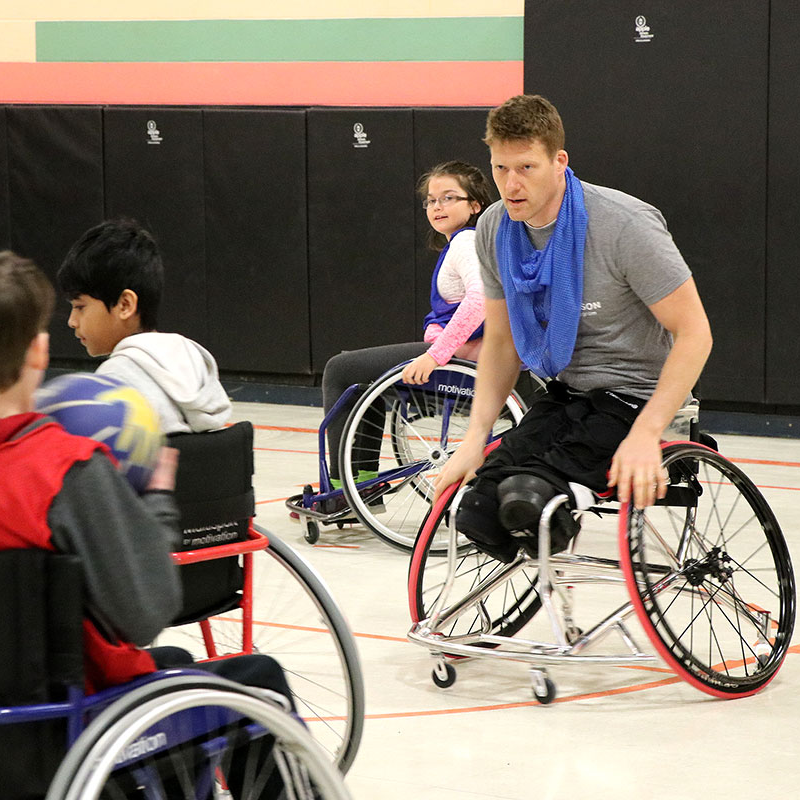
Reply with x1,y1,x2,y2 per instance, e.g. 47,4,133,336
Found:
35,373,163,492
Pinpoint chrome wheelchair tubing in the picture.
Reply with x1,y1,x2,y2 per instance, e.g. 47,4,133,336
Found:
409,491,659,672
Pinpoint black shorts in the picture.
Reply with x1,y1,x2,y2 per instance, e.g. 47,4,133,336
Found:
473,380,644,497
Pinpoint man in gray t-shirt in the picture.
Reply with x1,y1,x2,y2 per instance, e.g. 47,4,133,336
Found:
434,95,712,560
477,182,690,398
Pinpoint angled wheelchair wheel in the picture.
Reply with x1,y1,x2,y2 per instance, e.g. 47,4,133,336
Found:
408,483,542,640
47,674,352,800
339,360,530,552
165,528,364,773
620,443,796,698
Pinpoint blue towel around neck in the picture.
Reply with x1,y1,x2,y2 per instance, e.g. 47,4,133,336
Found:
495,167,587,379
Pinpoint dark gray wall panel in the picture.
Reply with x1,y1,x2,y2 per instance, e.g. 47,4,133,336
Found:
766,1,800,405
204,109,310,374
307,109,415,371
412,108,499,327
104,108,206,344
524,0,768,404
6,106,104,359
0,108,9,251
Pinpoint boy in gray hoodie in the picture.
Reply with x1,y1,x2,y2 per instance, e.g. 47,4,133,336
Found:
57,219,231,433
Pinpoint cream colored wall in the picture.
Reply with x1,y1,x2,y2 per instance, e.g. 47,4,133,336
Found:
1,1,523,21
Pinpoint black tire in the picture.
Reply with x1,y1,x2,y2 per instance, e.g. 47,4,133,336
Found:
533,676,556,705
432,661,457,688
408,484,542,642
305,518,320,544
620,443,796,698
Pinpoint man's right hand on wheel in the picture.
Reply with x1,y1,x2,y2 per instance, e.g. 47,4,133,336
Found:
433,436,487,503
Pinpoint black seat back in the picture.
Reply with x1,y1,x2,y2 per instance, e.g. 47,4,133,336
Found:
0,549,83,798
167,421,256,624
0,548,84,704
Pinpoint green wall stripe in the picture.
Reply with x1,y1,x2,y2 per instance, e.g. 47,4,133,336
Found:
36,17,523,62
36,18,522,63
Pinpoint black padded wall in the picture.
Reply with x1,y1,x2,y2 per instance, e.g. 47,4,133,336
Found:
307,109,415,370
766,2,800,406
204,109,310,374
412,108,498,327
6,106,104,358
0,109,9,251
104,108,206,344
524,0,769,404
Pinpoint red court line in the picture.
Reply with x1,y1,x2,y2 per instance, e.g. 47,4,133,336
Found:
253,447,317,455
235,617,798,719
362,675,685,720
730,457,800,469
243,618,407,643
313,544,362,550
252,424,318,435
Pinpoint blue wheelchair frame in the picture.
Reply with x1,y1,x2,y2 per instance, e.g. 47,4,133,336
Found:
286,360,492,542
0,667,297,795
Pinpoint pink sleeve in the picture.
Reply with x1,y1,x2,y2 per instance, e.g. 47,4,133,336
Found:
425,237,485,365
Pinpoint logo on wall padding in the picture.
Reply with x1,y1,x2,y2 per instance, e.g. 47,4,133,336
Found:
634,15,654,43
146,120,163,145
353,122,371,149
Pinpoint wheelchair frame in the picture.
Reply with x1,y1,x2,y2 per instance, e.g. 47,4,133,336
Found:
286,359,528,552
0,545,356,798
408,439,796,703
169,521,365,774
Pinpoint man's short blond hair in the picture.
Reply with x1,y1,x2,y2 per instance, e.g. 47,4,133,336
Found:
484,94,565,158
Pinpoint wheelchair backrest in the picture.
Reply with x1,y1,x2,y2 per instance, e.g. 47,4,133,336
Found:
0,549,83,704
167,421,256,624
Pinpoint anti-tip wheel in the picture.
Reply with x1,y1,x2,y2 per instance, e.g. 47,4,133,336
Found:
432,660,456,688
304,519,320,544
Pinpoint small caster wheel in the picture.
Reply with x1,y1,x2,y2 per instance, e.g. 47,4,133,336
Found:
336,521,345,530
432,660,456,688
533,676,556,705
304,519,320,545
530,669,556,704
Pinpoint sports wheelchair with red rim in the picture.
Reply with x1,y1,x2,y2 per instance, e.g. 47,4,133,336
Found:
407,419,796,703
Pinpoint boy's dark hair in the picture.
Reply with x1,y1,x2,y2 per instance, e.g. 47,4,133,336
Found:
484,94,566,158
0,251,55,391
57,219,164,330
418,160,494,251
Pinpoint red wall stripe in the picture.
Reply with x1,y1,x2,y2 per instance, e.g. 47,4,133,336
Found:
0,61,523,106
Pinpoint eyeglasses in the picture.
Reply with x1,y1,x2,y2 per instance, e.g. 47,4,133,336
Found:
422,194,469,210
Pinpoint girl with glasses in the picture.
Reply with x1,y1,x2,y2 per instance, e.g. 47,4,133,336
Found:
318,160,494,491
